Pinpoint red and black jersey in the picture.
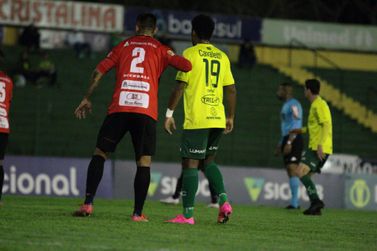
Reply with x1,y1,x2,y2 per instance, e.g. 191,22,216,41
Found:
96,35,191,120
0,71,13,134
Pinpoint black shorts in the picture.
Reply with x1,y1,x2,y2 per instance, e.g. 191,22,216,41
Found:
0,133,9,160
96,112,156,160
281,134,303,165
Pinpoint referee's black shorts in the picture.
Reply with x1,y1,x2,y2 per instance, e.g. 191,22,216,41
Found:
281,134,303,165
96,112,156,160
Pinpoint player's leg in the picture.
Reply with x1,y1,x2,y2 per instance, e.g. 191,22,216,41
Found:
295,150,328,215
166,129,207,224
281,134,302,209
286,164,300,209
0,133,9,205
198,163,218,207
130,114,156,221
202,128,232,223
74,113,126,216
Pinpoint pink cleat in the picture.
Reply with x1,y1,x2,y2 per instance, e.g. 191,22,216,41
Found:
131,214,149,222
73,204,93,217
218,202,232,224
165,214,195,225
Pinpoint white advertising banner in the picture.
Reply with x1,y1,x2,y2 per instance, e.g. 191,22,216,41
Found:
0,0,124,32
262,19,377,52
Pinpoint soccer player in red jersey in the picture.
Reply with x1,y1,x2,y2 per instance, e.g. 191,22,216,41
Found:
73,13,192,221
0,49,14,206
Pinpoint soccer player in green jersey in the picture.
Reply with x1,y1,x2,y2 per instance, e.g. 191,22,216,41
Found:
164,14,237,224
290,79,333,215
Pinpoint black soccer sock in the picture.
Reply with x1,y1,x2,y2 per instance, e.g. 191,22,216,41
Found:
0,165,4,201
133,166,151,216
173,172,183,199
84,155,106,205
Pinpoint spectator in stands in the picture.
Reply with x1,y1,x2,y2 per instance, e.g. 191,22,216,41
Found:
15,50,38,86
19,23,40,52
238,40,256,68
36,52,57,87
66,31,92,59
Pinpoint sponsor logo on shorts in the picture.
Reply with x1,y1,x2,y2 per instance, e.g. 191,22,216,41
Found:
189,148,206,154
208,146,218,151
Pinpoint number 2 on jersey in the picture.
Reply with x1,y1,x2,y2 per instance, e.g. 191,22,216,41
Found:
130,47,146,73
203,59,220,88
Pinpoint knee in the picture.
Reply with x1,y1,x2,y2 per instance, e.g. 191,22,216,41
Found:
137,156,151,167
93,148,108,160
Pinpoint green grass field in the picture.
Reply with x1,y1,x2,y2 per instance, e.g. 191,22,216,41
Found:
0,196,376,251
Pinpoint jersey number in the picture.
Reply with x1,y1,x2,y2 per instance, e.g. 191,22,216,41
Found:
0,81,6,103
130,47,145,73
203,59,221,88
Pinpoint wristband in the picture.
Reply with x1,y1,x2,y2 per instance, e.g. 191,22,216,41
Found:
166,108,174,118
287,140,292,145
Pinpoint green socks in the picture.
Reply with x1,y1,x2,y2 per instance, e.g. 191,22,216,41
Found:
204,162,227,205
182,168,198,219
300,175,319,201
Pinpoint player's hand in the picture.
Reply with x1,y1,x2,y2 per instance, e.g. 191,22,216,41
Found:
283,144,292,155
274,145,281,156
74,98,92,119
317,145,324,161
224,118,234,134
289,128,303,134
164,117,176,135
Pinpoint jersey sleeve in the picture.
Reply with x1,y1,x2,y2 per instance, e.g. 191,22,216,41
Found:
175,49,191,83
96,42,122,74
222,55,235,86
159,45,192,72
317,101,331,124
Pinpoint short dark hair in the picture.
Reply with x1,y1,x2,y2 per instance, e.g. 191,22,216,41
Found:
192,14,215,40
305,79,320,94
280,82,292,87
136,13,157,30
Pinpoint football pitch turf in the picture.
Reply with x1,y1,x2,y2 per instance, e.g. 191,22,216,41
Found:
0,196,376,251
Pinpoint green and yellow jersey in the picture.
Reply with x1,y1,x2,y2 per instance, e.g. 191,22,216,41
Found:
176,43,235,129
307,96,333,154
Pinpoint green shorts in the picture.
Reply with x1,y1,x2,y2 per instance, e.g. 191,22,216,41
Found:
301,150,329,173
181,128,223,159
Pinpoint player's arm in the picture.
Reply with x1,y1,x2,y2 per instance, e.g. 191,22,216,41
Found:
164,80,186,135
317,105,331,160
74,44,120,119
224,84,237,134
165,48,192,72
74,70,103,119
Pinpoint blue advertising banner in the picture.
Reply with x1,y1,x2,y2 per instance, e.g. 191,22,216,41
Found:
114,160,344,208
2,156,113,198
124,7,261,42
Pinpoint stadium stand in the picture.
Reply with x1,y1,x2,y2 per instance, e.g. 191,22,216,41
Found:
3,46,377,167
